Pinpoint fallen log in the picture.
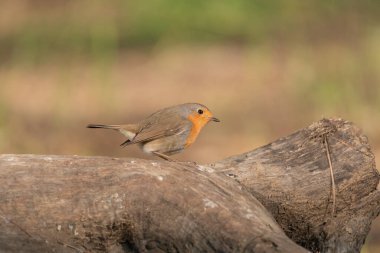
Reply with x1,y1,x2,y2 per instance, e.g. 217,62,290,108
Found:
0,156,307,253
214,118,380,252
0,118,378,253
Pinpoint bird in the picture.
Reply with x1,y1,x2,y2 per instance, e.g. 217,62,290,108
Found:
87,103,220,161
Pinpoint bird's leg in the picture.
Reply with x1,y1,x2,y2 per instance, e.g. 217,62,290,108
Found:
152,152,197,166
152,151,177,162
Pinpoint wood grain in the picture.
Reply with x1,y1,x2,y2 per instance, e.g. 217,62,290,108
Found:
215,118,380,252
0,156,307,252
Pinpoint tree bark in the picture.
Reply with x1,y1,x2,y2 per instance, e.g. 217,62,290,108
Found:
0,156,307,253
214,118,380,252
0,118,378,253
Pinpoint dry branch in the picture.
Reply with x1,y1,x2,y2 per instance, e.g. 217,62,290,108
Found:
215,118,380,252
0,157,307,253
0,118,378,253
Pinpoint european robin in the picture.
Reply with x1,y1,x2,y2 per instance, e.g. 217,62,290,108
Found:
87,103,220,161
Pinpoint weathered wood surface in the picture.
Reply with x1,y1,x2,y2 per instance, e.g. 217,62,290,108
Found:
0,156,307,253
214,118,380,253
0,118,378,253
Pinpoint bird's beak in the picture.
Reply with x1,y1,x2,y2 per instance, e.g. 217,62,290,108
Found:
210,117,220,122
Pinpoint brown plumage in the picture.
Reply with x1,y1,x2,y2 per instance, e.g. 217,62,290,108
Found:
87,103,220,161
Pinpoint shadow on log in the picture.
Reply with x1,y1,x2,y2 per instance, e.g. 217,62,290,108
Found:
0,118,379,253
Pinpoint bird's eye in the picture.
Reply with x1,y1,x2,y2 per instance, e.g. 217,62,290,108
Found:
197,109,204,115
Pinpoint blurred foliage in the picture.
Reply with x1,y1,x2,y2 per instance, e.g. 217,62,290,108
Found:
0,1,380,252
1,0,380,63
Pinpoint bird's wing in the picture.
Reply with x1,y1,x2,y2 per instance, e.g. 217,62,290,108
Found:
120,113,190,147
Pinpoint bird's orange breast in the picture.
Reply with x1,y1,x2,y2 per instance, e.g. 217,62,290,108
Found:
186,113,209,146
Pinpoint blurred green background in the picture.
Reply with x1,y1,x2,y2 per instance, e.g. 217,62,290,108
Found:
0,0,379,251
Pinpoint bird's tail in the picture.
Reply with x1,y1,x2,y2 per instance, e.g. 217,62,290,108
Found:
87,124,121,130
87,123,138,143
